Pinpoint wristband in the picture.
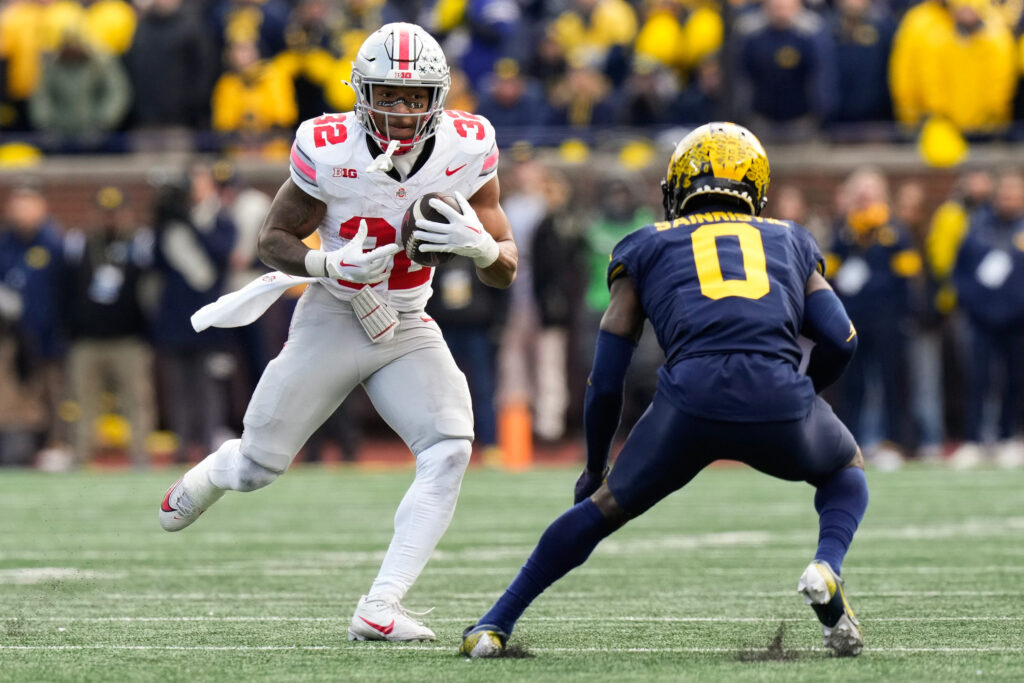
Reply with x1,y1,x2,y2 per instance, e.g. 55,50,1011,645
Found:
472,237,500,269
304,250,327,277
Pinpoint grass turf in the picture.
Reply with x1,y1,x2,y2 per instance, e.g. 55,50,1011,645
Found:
1,462,1023,681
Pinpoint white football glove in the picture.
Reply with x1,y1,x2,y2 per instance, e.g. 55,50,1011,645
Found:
305,219,402,284
412,191,500,268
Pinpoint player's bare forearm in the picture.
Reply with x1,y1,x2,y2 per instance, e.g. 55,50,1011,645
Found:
477,235,517,288
257,179,327,276
470,178,517,288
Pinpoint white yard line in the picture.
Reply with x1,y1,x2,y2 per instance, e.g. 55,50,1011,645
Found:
5,517,1024,566
0,644,1019,654
0,565,1004,579
0,589,1018,601
0,568,127,584
15,616,1024,623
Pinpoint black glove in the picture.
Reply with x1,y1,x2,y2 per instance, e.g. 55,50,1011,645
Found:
574,466,609,504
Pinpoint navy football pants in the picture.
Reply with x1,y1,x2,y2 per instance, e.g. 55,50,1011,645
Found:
607,393,858,516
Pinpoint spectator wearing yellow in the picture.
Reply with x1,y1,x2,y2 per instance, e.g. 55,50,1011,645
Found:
82,0,136,56
928,169,995,290
546,58,617,128
890,0,1016,135
924,169,994,466
634,0,722,83
212,40,298,155
889,0,951,128
445,67,478,114
0,0,85,128
275,0,354,121
549,0,638,68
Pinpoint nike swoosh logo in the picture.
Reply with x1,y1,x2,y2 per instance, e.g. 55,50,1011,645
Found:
465,225,481,234
445,164,467,176
360,617,395,635
160,479,181,512
338,261,358,268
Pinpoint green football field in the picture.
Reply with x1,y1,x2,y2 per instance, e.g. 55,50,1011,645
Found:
1,462,1022,682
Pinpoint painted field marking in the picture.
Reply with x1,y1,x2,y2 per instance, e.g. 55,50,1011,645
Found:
0,644,1020,654
0,590,1018,601
14,615,1024,624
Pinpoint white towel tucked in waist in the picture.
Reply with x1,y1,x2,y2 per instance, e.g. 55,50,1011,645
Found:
191,272,318,332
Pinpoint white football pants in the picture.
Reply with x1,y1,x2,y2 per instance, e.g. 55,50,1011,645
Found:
189,283,475,600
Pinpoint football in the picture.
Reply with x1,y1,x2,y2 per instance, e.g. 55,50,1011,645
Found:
400,192,459,267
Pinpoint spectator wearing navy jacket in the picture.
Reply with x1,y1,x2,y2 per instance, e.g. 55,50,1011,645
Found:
734,0,839,141
151,166,236,463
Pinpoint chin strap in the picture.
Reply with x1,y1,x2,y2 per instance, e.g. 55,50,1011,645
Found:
366,139,401,174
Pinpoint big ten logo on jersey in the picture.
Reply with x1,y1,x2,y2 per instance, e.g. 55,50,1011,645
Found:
313,114,348,148
333,168,358,179
446,110,485,140
338,216,429,290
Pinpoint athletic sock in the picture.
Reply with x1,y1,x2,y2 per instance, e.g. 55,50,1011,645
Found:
367,439,470,601
477,498,611,635
813,467,869,575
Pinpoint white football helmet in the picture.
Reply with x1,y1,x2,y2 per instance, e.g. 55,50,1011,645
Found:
350,22,451,150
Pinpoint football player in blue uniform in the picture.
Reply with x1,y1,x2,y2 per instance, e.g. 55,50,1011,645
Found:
461,123,868,658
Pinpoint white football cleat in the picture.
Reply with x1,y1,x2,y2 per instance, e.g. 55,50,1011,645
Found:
347,595,436,641
797,560,863,657
948,442,986,470
994,440,1024,469
158,471,224,532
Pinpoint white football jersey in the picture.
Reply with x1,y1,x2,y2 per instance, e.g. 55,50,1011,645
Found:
289,110,499,311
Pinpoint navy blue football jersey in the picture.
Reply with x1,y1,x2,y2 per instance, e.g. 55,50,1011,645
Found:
608,210,824,421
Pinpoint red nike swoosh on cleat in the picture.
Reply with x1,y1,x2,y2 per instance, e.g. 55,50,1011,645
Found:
360,617,395,635
445,164,467,176
160,479,181,513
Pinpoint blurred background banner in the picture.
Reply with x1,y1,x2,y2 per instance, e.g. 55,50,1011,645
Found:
2,0,1024,471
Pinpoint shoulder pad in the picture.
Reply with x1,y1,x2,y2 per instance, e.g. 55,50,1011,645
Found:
291,114,361,198
438,110,497,157
293,113,360,168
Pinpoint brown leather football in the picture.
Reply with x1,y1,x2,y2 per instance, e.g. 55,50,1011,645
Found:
400,192,459,267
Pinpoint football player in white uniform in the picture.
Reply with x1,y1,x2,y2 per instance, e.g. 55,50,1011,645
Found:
158,22,517,642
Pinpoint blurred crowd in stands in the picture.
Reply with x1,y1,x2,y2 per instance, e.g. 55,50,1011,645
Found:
4,0,1024,155
3,150,1024,471
3,0,1024,471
